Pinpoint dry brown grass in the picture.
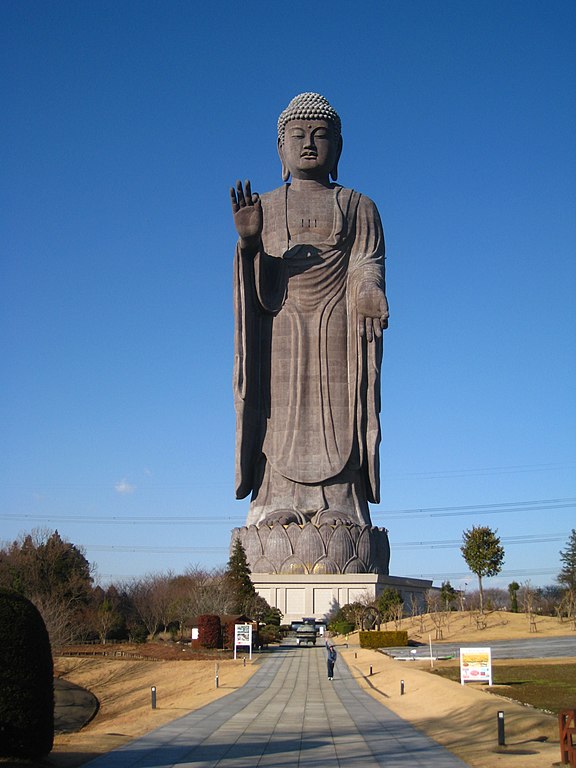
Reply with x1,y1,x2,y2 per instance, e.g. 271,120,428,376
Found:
4,611,574,768
338,611,575,768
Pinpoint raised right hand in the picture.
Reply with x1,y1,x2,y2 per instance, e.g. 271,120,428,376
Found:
230,179,263,248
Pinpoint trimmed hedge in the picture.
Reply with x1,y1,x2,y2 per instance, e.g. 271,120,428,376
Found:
0,589,54,758
331,620,355,636
197,614,222,649
359,630,408,648
222,620,235,650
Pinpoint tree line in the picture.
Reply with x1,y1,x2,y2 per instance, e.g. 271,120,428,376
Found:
1,526,574,645
328,525,576,634
0,530,279,647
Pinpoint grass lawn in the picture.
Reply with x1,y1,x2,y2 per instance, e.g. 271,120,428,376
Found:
427,663,576,714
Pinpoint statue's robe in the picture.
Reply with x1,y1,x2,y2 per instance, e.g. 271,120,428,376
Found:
233,184,385,527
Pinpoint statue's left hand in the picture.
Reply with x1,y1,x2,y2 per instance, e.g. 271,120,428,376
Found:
357,286,389,342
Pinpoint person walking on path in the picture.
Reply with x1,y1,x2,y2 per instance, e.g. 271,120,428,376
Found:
327,642,337,680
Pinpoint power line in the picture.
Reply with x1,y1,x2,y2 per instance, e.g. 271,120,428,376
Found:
2,496,574,526
79,531,569,557
0,514,244,525
408,567,559,579
89,544,226,553
393,532,569,550
384,461,576,480
372,497,576,520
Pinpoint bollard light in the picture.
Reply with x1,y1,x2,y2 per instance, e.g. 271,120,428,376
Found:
497,711,505,746
400,679,405,695
151,686,157,709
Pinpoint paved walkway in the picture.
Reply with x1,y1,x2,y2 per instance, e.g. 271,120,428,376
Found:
84,645,469,767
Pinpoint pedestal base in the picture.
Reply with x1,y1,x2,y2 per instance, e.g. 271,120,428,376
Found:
250,572,433,626
232,521,390,575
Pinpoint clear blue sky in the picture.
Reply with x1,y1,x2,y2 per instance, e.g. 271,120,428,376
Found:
2,1,575,592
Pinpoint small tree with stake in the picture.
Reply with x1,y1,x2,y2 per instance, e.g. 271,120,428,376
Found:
461,526,505,615
558,529,576,593
558,529,576,627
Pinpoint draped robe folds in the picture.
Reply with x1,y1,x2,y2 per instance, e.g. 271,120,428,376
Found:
233,184,386,527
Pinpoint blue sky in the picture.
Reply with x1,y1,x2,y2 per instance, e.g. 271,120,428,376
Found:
2,1,575,591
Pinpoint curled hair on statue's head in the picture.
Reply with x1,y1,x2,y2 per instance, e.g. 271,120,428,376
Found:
277,92,342,182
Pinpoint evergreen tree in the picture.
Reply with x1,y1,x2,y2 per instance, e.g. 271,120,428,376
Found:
508,581,520,612
440,580,457,610
376,588,403,620
558,529,576,593
226,539,256,614
461,526,505,614
0,529,93,645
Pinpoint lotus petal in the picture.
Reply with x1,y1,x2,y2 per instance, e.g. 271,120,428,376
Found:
343,557,365,573
265,524,292,564
327,524,354,565
357,526,372,565
312,557,340,574
295,524,325,569
280,555,307,574
242,526,263,563
318,524,333,546
258,524,272,549
252,556,276,574
376,529,390,574
285,522,301,549
348,525,361,545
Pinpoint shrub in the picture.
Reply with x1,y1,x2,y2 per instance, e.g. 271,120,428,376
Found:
197,614,222,649
129,623,149,644
260,623,281,644
0,589,54,758
359,630,408,648
332,619,355,636
222,621,236,650
327,606,356,634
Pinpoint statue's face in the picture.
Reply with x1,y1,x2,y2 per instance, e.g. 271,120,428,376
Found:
279,119,341,181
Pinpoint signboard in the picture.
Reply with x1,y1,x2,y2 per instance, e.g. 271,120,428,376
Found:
460,647,492,685
234,623,252,660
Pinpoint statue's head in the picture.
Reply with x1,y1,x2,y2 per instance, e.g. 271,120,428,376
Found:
277,92,343,183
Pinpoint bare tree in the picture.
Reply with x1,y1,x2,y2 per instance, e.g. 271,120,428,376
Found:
425,590,446,639
86,585,124,644
409,593,421,626
520,581,537,632
558,590,576,629
124,574,166,638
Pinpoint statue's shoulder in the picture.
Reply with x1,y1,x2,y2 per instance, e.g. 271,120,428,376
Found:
334,186,381,221
351,189,379,211
260,186,286,209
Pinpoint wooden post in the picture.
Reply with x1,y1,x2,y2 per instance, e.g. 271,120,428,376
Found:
558,709,576,767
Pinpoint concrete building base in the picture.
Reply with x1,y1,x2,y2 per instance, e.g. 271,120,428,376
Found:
251,572,433,626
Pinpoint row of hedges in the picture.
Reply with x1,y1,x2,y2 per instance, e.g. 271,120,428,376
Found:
196,615,267,650
359,630,408,648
